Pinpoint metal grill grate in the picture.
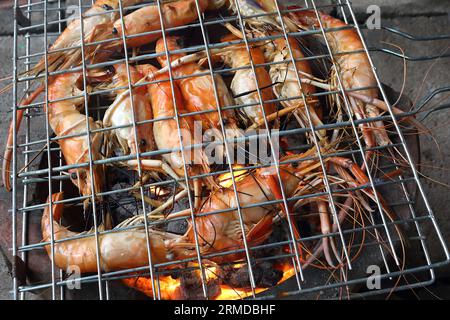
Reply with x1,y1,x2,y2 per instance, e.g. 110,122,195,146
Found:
8,0,450,300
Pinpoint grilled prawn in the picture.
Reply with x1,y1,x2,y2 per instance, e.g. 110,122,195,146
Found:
47,71,104,198
138,63,214,207
102,64,154,156
288,7,392,157
41,146,380,274
41,192,188,272
30,0,145,76
214,34,276,127
112,0,226,48
27,0,226,76
262,34,324,138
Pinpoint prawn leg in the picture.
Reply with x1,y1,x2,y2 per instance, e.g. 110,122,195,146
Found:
128,158,201,210
303,196,353,269
329,156,405,243
128,158,188,190
265,174,304,260
317,200,338,268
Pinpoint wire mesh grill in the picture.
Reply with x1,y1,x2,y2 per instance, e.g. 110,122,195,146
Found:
8,0,450,300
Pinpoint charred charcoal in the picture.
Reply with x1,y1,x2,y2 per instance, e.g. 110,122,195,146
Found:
165,193,189,234
252,224,287,260
258,264,283,288
222,265,252,289
170,196,190,212
221,261,283,289
177,268,221,300
296,219,313,238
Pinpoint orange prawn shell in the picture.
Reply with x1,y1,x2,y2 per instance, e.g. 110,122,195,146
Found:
155,36,236,130
290,9,377,98
114,0,209,48
108,64,155,154
220,33,277,123
138,64,196,176
47,72,104,196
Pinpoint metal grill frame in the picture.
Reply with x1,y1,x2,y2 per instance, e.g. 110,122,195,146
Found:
8,0,450,300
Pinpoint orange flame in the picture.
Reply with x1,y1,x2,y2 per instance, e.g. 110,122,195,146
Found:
218,165,247,188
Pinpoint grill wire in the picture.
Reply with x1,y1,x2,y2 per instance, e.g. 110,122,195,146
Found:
9,0,450,300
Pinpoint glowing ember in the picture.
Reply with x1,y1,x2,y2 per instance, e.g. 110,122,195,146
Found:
218,166,247,188
122,264,296,300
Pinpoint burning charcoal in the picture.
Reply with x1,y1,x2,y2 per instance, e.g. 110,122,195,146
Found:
223,265,253,289
222,262,283,289
178,267,221,300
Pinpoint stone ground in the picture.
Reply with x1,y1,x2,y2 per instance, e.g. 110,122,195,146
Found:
0,0,449,299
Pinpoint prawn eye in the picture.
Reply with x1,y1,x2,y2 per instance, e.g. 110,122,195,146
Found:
291,162,299,168
112,27,118,35
105,65,115,74
139,139,147,147
102,4,113,11
70,172,78,180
